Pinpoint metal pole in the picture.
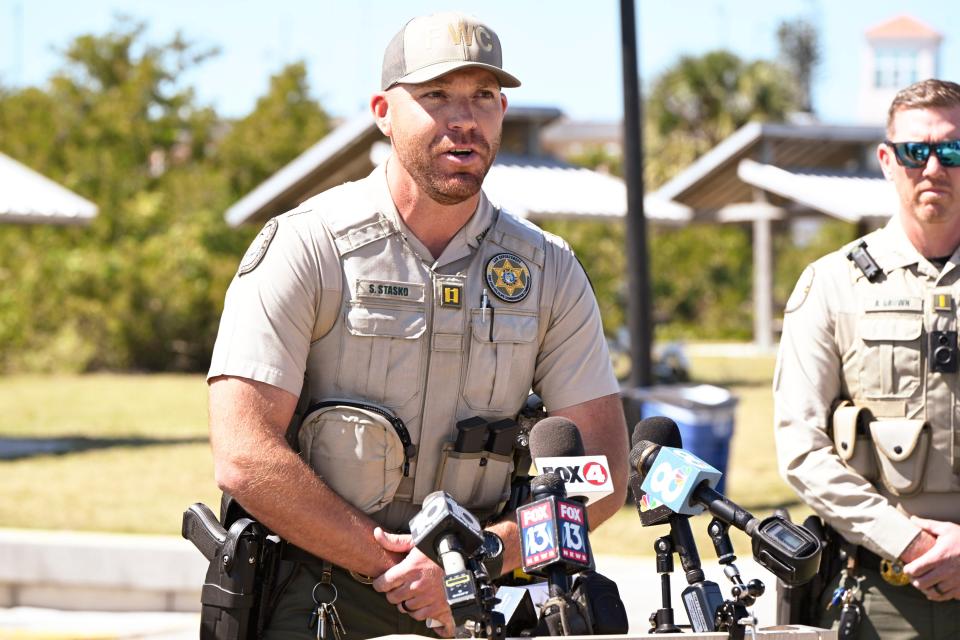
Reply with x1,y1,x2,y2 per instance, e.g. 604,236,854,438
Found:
620,0,652,387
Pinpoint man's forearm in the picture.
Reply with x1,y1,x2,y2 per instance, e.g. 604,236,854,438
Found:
210,376,402,577
222,437,401,576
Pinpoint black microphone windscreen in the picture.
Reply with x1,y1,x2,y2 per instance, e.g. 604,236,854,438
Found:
631,416,682,448
530,471,566,498
529,416,585,458
628,444,646,473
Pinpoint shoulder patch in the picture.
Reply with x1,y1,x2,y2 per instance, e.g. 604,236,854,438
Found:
238,218,279,276
784,265,815,313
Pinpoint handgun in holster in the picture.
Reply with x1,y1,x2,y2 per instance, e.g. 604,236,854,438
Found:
183,502,278,640
182,377,312,639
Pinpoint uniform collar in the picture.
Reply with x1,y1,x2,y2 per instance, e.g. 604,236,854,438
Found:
875,216,924,272
368,162,497,268
877,215,960,279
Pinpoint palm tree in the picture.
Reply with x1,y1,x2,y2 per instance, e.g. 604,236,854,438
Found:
644,50,798,188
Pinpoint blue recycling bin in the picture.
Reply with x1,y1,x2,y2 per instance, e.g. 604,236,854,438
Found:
627,384,738,494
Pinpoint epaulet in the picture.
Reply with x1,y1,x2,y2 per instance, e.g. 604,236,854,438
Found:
490,208,547,267
296,181,396,256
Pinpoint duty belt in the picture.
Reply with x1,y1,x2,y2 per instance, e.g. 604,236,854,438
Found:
854,546,910,587
281,543,376,585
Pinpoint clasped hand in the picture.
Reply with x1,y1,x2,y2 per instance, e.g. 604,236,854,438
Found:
371,527,455,637
903,516,960,601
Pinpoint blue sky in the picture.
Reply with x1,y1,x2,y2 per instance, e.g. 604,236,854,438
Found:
1,0,957,125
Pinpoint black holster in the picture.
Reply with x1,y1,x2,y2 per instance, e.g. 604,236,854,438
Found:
183,502,280,640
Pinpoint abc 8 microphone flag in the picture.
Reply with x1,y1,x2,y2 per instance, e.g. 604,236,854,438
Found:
639,446,721,516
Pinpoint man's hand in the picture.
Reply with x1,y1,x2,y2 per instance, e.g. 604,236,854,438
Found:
372,527,454,636
903,516,960,601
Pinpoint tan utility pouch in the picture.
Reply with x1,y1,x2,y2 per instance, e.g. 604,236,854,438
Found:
868,419,929,496
435,443,514,515
298,403,405,514
832,401,877,481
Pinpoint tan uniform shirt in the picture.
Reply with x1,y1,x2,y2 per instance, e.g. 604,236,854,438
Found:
209,165,619,529
775,215,960,561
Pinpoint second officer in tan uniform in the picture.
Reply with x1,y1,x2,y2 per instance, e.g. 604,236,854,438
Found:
775,79,960,639
206,11,628,640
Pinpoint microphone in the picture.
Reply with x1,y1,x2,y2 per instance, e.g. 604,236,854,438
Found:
519,418,596,635
517,471,593,636
530,417,613,505
629,416,682,526
629,417,723,632
409,491,487,627
632,417,822,586
517,472,594,583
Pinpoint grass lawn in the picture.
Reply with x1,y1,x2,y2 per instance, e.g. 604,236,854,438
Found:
0,374,221,534
0,353,811,555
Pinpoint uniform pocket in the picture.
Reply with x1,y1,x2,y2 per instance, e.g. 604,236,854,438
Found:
338,303,425,406
298,405,404,514
434,443,514,517
463,309,538,413
858,314,922,399
470,452,513,514
832,401,877,482
434,443,482,505
868,419,929,496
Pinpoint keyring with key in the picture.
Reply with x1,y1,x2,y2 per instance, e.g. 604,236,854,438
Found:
309,582,347,640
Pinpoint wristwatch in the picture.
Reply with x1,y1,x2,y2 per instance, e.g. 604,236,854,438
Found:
480,530,505,578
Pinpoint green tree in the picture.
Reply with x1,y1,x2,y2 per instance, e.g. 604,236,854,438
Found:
639,50,800,340
777,18,820,114
645,50,796,188
0,21,331,373
218,61,331,199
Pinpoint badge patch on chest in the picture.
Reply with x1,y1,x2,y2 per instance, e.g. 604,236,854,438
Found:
485,253,531,303
238,218,279,276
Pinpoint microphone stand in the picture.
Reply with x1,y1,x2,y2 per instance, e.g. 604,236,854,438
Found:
462,549,505,640
648,535,682,633
670,513,724,633
535,544,592,636
707,518,764,640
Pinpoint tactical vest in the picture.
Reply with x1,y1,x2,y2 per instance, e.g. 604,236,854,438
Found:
833,232,960,504
297,181,548,531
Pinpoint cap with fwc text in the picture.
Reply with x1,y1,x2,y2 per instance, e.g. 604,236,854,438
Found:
381,12,521,91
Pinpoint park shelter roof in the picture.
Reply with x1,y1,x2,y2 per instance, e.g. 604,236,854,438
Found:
225,109,689,227
649,121,892,224
736,160,897,222
647,120,895,352
0,152,98,225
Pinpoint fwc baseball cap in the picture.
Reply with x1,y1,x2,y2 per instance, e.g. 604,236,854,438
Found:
381,12,521,91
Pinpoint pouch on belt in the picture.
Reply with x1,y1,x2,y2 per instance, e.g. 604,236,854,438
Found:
832,401,877,481
298,400,416,514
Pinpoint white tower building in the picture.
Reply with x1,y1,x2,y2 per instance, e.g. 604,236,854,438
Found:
858,15,942,124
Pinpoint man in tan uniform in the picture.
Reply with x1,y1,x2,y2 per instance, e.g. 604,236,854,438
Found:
775,79,960,639
206,11,628,639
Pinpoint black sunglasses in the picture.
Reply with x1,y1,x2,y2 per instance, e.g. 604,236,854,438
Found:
884,139,960,168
